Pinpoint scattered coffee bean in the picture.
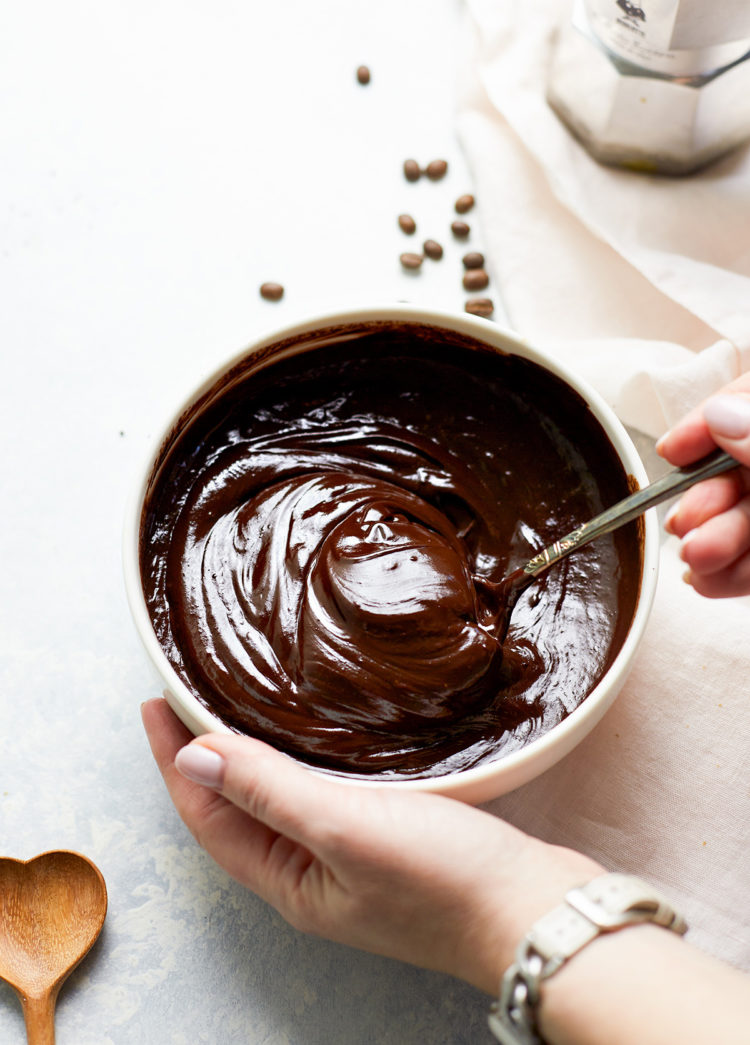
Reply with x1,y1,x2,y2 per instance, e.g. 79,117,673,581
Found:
403,158,421,182
398,213,417,235
455,194,475,214
465,297,494,318
462,251,485,269
423,239,443,260
451,220,470,238
260,282,284,301
400,252,423,270
356,65,371,85
425,158,448,180
463,268,489,291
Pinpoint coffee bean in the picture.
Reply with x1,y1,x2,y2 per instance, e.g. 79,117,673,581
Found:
462,251,485,269
425,158,448,180
455,194,475,214
465,297,494,318
400,252,423,270
398,213,417,235
403,158,421,182
463,268,489,291
423,239,443,260
260,282,284,301
451,220,470,238
356,65,371,85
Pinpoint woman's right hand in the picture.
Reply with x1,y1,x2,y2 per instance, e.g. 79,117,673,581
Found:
657,374,750,598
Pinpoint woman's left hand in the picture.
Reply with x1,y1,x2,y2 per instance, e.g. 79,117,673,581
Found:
142,697,600,995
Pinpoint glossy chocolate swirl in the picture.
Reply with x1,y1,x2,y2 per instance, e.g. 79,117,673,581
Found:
141,324,642,778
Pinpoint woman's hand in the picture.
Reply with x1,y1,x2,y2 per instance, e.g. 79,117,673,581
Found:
142,700,750,1044
657,374,750,598
142,698,600,995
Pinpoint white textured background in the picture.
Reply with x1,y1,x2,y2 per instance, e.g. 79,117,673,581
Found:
0,1,499,1042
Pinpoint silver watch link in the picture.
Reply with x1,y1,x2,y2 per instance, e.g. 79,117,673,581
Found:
488,873,687,1045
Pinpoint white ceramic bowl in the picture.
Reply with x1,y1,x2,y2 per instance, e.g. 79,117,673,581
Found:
124,304,658,804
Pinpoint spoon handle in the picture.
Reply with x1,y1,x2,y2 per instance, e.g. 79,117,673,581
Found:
21,991,57,1045
521,449,739,580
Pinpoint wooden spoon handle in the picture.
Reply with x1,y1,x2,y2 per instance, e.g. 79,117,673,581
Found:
21,992,57,1045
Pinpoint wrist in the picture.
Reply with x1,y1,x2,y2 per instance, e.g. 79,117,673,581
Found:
469,841,603,996
488,873,689,1045
539,922,667,1045
541,921,750,1045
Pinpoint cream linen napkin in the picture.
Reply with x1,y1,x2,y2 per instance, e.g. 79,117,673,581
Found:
458,0,750,970
458,0,750,436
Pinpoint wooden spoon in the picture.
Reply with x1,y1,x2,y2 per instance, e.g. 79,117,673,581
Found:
0,850,107,1045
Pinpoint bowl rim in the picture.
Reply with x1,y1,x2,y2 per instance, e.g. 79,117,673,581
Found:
123,303,659,801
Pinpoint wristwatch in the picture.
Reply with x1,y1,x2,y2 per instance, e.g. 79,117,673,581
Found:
488,873,688,1045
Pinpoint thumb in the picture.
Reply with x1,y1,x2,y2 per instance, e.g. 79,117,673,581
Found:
703,394,750,467
177,733,360,852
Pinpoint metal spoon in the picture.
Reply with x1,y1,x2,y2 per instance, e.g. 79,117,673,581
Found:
497,448,740,626
0,850,107,1045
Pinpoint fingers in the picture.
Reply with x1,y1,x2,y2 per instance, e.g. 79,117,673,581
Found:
657,407,718,467
142,695,194,770
664,473,747,538
703,394,750,465
141,702,603,993
142,697,217,806
142,696,379,861
657,383,750,598
668,480,750,599
186,730,361,854
657,374,750,467
683,556,750,598
678,495,750,597
141,699,298,898
142,700,388,928
679,497,750,573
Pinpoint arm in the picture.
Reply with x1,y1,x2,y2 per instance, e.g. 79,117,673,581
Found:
540,922,748,1045
657,376,750,598
142,698,750,1045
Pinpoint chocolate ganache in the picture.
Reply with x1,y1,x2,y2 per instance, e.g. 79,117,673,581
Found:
141,322,642,779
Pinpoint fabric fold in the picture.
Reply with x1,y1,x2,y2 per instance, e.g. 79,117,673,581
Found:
459,0,750,971
458,0,750,435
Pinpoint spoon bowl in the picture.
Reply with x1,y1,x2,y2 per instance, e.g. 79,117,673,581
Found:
0,850,107,1045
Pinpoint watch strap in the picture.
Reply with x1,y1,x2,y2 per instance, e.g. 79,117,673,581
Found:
488,873,687,1045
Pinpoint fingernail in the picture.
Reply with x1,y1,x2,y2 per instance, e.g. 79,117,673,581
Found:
703,395,750,439
663,502,680,534
682,568,693,587
655,433,668,455
175,744,226,789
